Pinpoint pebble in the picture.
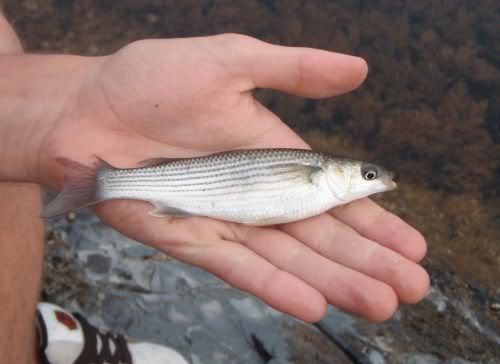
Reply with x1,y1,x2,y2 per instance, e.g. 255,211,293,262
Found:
490,303,500,311
66,212,76,222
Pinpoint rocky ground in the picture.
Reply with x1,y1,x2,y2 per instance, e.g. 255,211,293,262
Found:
43,210,499,363
2,0,499,363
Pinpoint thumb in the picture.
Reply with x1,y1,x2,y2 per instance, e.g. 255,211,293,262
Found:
217,34,368,98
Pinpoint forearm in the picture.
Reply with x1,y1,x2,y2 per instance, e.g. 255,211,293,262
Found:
0,10,44,364
0,54,96,184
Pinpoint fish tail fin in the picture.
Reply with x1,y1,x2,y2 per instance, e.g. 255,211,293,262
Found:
41,156,115,218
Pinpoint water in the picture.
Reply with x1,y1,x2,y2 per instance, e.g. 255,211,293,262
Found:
4,0,499,362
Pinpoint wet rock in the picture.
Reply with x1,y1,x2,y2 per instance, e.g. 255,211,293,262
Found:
403,354,440,364
122,244,158,258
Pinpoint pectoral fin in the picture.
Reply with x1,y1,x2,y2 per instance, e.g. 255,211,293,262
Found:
275,164,323,182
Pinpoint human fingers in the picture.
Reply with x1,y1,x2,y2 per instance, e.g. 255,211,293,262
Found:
95,201,326,322
231,225,399,322
330,198,427,262
215,34,368,98
172,239,327,323
280,213,430,304
98,200,397,321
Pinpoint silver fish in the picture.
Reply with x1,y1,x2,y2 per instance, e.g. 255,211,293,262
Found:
43,149,396,225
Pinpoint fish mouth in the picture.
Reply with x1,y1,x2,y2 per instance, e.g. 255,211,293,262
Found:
386,172,397,190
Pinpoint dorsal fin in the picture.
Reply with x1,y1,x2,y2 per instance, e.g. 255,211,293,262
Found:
137,157,183,168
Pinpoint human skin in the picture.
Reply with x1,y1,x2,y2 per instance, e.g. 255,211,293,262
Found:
0,11,43,364
0,34,430,323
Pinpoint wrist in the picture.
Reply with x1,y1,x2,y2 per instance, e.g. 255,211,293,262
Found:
0,54,100,184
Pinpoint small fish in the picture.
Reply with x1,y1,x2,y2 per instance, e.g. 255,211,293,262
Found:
43,149,396,225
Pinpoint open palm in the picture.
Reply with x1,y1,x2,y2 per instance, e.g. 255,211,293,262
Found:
42,35,429,322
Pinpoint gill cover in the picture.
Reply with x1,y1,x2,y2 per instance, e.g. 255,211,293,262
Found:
325,165,352,201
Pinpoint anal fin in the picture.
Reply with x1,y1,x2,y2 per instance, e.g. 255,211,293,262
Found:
148,203,195,218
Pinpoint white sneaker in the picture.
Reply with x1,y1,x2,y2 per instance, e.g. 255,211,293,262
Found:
36,303,189,364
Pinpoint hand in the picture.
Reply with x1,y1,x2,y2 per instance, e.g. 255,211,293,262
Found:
23,34,431,322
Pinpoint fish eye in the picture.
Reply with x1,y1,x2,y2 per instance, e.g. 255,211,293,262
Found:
362,165,378,181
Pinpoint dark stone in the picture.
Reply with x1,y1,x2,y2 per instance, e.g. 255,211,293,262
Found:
85,253,111,274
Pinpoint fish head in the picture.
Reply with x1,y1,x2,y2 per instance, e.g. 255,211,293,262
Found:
324,160,396,202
